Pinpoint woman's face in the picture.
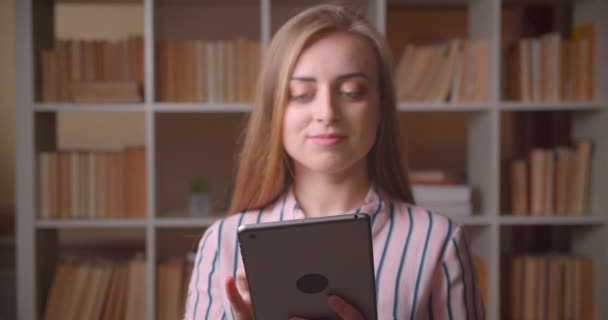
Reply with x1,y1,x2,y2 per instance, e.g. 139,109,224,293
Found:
282,32,381,176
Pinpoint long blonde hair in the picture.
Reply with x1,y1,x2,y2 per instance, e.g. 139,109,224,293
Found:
228,4,414,215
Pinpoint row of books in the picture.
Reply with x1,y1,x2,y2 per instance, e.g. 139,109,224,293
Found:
410,171,473,216
43,255,195,320
37,147,147,220
43,255,148,320
43,253,482,320
39,36,144,103
506,254,594,320
157,256,194,320
395,39,489,104
510,140,592,216
504,24,595,102
156,38,261,103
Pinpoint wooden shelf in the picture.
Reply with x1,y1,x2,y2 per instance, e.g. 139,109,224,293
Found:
453,215,493,226
35,219,148,229
152,103,252,113
34,103,147,112
397,102,490,112
499,101,608,111
154,216,218,228
498,215,606,226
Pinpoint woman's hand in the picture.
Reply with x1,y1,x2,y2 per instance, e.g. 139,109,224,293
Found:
225,270,252,320
227,271,363,320
289,295,365,320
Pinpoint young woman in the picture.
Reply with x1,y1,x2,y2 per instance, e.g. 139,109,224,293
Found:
184,4,484,320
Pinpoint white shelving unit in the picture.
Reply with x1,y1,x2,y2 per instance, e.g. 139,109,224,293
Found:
15,0,607,319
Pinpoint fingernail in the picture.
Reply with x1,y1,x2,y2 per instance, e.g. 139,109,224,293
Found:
227,277,236,289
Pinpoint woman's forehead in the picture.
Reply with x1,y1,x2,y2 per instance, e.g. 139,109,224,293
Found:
290,32,378,79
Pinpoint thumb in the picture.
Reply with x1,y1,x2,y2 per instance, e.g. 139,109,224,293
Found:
225,277,251,320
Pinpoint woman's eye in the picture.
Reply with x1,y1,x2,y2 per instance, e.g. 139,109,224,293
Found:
341,90,364,100
290,93,314,103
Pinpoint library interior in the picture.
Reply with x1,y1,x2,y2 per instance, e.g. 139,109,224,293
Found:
0,0,606,319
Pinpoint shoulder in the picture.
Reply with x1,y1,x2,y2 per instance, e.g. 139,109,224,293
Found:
200,203,281,252
388,200,464,257
389,201,472,271
390,200,459,234
204,209,264,241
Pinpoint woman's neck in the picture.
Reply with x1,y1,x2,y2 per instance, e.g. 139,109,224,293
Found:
293,163,370,218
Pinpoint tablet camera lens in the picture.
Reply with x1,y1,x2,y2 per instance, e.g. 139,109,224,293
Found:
354,214,359,219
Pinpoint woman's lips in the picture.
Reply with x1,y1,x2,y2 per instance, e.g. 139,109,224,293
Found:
309,134,346,146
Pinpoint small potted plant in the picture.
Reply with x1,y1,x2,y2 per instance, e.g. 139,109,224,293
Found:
189,176,212,216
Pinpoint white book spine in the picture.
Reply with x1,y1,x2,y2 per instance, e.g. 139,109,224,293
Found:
449,42,464,103
418,44,445,101
404,46,429,102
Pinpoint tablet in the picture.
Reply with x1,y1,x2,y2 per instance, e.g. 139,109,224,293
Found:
237,213,377,320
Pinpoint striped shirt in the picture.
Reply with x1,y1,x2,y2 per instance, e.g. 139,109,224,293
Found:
184,185,484,319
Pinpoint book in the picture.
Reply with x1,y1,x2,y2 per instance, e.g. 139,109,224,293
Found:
69,81,142,103
412,184,471,204
555,147,573,215
43,262,70,320
36,147,146,220
424,39,461,103
506,255,595,320
157,258,186,320
409,170,453,184
510,160,528,215
569,140,592,216
38,36,144,103
529,148,546,216
572,23,595,101
101,264,128,320
125,147,147,218
504,26,595,102
58,152,71,219
40,50,59,102
472,258,487,311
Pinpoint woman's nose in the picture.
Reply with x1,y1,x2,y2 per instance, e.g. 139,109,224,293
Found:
313,87,339,124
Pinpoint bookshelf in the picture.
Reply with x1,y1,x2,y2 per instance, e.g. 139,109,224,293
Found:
15,0,607,319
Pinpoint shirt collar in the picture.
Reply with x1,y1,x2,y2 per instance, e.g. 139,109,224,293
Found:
283,184,390,237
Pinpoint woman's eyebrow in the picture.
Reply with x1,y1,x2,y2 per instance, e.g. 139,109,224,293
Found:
290,72,369,82
290,76,316,82
335,72,368,81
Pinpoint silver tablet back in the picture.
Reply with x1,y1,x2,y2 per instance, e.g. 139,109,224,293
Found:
238,213,377,320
